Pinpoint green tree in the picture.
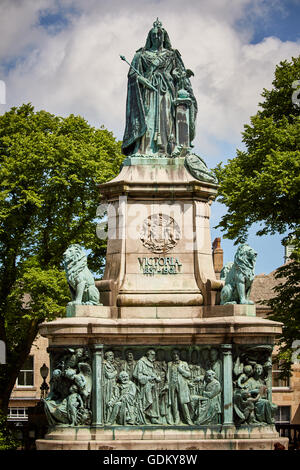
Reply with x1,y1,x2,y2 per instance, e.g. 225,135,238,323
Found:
0,410,20,450
0,104,124,422
267,246,300,376
214,56,300,373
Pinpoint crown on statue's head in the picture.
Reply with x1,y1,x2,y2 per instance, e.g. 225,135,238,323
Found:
153,18,163,29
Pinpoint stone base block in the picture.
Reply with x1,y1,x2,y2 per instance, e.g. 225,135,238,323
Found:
64,304,257,320
203,304,256,318
36,425,288,450
66,305,118,318
119,305,202,319
39,315,282,346
117,293,204,307
36,438,289,450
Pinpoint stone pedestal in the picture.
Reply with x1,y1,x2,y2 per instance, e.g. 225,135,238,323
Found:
36,425,285,451
96,157,219,307
36,158,288,450
36,306,288,450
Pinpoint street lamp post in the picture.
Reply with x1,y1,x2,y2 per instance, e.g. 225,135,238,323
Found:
40,363,49,399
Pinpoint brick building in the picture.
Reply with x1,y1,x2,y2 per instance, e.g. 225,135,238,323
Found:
213,238,300,426
250,271,300,425
8,334,49,425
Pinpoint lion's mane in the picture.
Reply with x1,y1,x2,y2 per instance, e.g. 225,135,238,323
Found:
220,244,257,305
233,244,256,282
63,244,87,289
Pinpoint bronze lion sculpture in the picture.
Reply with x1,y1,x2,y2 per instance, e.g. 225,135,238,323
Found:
220,244,257,305
63,244,101,305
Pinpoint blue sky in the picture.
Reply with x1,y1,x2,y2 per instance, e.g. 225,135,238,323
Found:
244,0,300,44
0,0,299,275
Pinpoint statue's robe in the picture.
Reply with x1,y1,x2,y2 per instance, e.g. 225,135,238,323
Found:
122,47,197,157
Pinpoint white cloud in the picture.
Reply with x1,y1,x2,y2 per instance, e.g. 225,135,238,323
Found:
0,0,48,60
1,0,298,154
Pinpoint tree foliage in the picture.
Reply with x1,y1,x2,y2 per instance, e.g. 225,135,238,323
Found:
0,410,20,450
214,56,300,372
267,244,300,376
215,57,300,242
0,103,123,414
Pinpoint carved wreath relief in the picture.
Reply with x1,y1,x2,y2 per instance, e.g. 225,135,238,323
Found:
140,214,181,254
103,346,222,426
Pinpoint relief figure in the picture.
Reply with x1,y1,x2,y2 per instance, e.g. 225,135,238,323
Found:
233,359,277,425
121,350,137,380
193,370,221,425
133,349,161,424
165,349,193,425
106,371,138,425
43,347,92,426
103,350,118,423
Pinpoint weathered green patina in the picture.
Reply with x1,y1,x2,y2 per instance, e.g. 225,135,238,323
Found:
121,19,216,183
220,244,257,305
43,347,92,426
233,345,277,425
184,153,217,183
43,344,277,428
63,244,101,306
122,18,197,158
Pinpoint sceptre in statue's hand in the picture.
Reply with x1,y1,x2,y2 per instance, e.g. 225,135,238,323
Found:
120,55,158,92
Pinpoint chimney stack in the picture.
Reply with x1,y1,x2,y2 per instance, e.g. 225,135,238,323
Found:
212,237,223,279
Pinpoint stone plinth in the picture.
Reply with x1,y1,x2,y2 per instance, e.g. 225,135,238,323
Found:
202,304,256,318
39,307,282,346
97,157,219,307
36,304,288,450
35,20,289,450
36,425,287,450
65,303,256,320
36,159,287,451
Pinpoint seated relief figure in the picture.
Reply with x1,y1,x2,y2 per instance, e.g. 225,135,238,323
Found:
44,385,77,426
233,389,261,425
106,371,138,425
233,361,277,425
102,347,225,426
121,18,216,183
43,347,92,426
193,370,222,425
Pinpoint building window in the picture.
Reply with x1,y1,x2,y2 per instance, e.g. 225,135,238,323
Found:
272,360,290,388
8,407,28,421
275,406,291,424
16,356,34,387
